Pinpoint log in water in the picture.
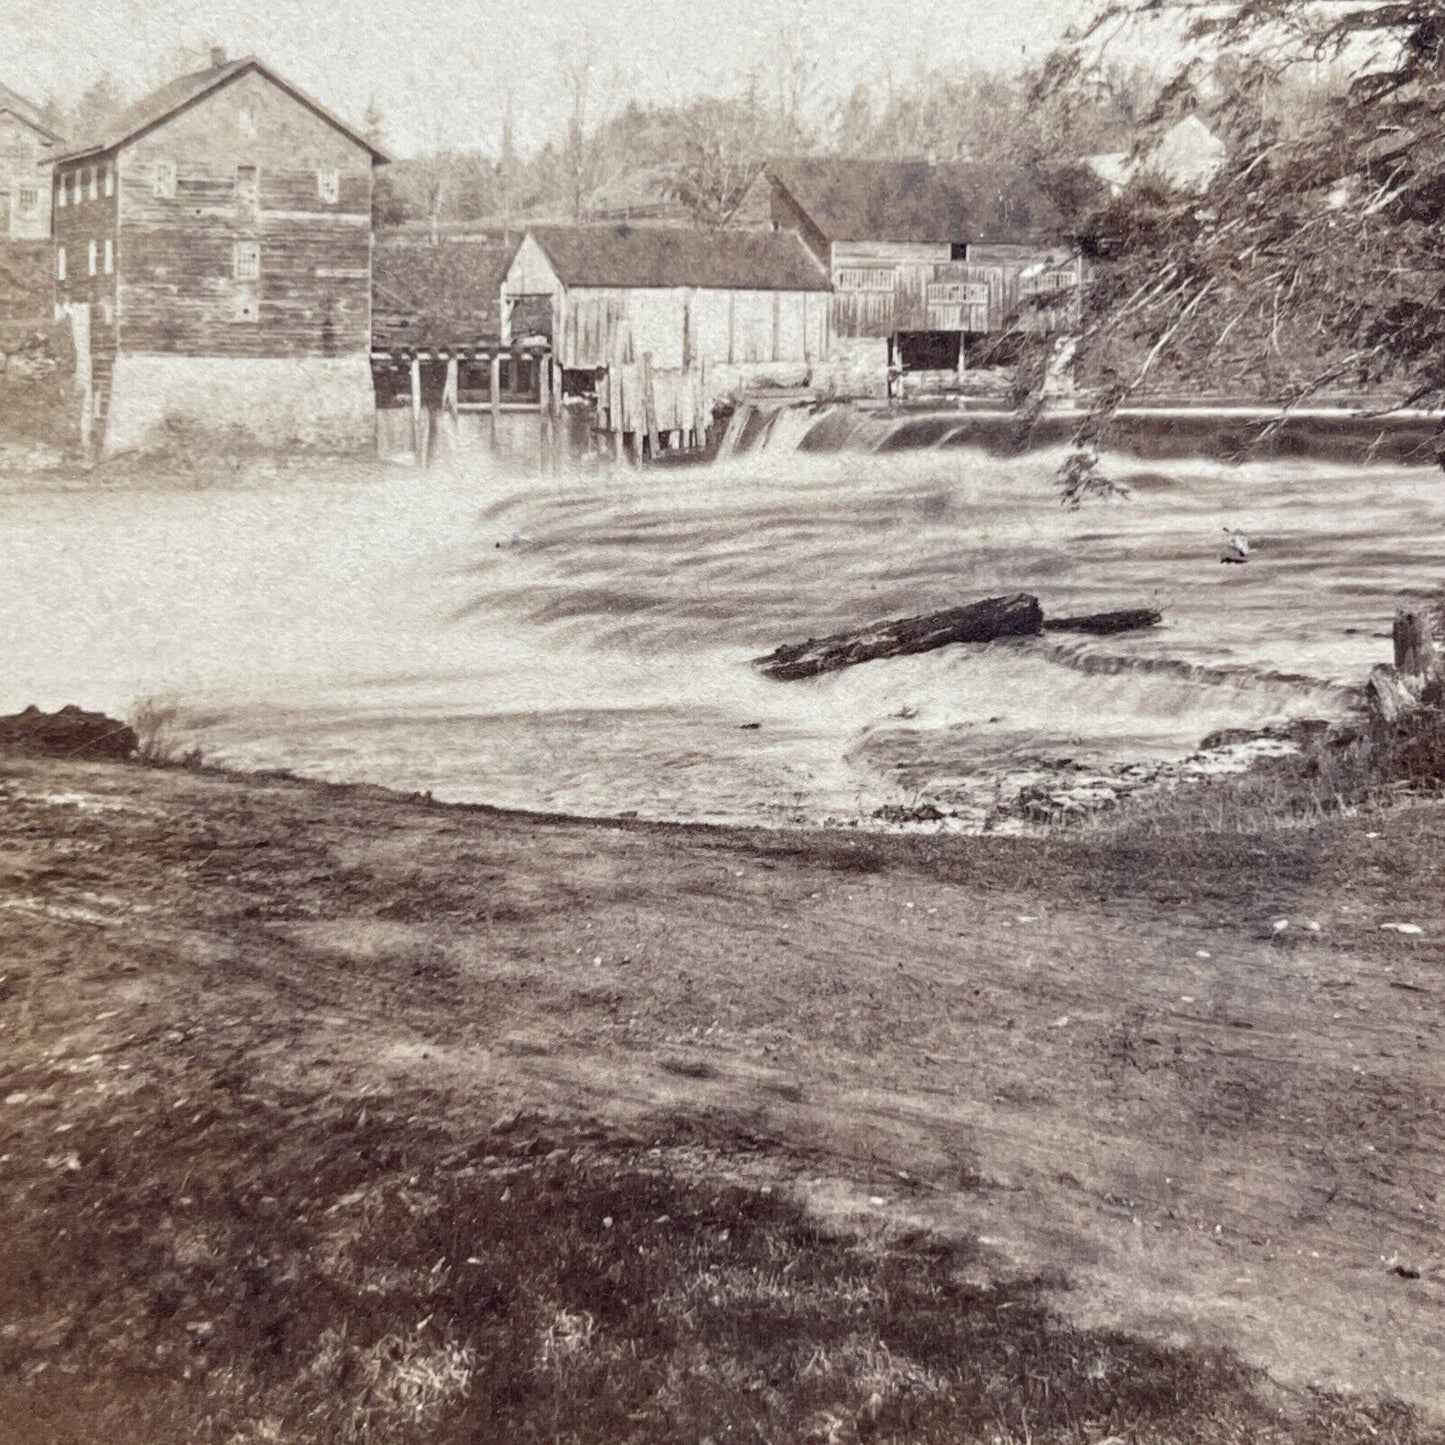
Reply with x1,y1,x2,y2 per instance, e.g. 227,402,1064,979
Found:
753,593,1044,681
1043,608,1163,636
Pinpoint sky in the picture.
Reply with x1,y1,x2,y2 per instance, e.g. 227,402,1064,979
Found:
0,0,1097,156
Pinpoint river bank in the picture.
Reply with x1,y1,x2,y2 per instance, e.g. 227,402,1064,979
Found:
2,749,1442,1442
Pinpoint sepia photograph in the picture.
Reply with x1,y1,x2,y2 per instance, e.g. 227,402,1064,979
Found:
1,0,1443,1439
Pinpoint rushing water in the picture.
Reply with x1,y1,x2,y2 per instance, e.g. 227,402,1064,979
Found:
4,433,1444,826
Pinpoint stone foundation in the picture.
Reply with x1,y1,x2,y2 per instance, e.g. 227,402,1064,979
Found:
104,353,376,456
808,337,890,398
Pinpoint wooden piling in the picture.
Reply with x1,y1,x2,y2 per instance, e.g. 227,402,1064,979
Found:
1394,606,1437,677
640,352,660,459
409,357,422,460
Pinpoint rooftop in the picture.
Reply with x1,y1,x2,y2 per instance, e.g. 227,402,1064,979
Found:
52,54,387,165
372,236,515,347
756,157,1092,246
525,224,831,291
0,81,62,143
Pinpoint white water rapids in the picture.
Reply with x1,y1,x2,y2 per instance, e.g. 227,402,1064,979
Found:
4,437,1443,826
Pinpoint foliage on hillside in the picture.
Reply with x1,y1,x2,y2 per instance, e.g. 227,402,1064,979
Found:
1049,2,1445,469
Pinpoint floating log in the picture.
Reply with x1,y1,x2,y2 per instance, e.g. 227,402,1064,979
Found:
1043,608,1162,636
754,594,1043,681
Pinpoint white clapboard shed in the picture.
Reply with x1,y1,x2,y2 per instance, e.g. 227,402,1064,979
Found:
501,223,830,450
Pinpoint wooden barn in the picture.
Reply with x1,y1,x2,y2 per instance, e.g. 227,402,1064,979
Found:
501,224,831,451
729,158,1089,379
49,49,387,454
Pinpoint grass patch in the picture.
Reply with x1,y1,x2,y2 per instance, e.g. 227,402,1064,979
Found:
129,696,202,769
0,1069,1439,1445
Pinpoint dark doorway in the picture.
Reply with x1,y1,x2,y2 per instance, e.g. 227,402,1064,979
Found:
896,331,962,372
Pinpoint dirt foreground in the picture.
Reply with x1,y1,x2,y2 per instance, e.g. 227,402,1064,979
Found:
1,755,1442,1443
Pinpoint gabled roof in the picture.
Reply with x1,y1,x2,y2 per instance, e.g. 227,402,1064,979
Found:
756,157,1086,246
372,236,513,346
0,81,63,143
52,55,387,164
524,224,831,291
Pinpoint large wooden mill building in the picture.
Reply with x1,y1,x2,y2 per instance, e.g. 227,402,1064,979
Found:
50,50,387,454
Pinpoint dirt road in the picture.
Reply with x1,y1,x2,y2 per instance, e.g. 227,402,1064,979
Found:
1,755,1441,1437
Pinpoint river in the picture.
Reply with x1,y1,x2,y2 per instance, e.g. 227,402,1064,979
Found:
4,437,1442,826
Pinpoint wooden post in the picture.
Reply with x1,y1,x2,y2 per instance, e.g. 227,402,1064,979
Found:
443,356,459,417
551,358,563,418
490,354,502,423
640,351,660,459
1394,606,1437,677
537,354,553,467
409,357,422,460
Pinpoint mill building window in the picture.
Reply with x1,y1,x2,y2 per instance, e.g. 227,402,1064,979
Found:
233,240,260,281
153,160,176,199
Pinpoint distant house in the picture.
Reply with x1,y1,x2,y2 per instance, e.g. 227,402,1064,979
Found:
1,81,61,241
730,158,1089,374
49,49,388,454
583,166,692,225
0,82,62,340
1086,116,1227,199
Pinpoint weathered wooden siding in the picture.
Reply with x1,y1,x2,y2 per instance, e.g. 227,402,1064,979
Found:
52,154,119,361
830,241,950,338
830,240,1079,337
115,69,372,358
553,286,826,371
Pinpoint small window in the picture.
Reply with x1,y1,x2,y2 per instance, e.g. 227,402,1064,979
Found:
235,164,259,204
56,173,67,208
233,292,259,323
103,164,114,197
89,167,98,201
238,103,256,138
56,245,65,281
317,169,339,205
78,167,89,201
103,238,113,274
233,240,260,281
88,240,97,275
154,160,176,199
16,185,38,216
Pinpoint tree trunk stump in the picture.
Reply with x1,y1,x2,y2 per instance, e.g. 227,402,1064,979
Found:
1394,606,1437,678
